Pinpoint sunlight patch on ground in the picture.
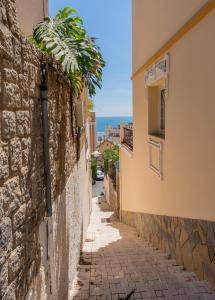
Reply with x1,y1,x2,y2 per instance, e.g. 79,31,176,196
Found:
84,197,122,253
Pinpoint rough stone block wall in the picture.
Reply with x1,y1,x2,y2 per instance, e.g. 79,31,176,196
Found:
121,211,215,287
50,146,90,300
104,170,119,218
0,2,44,298
0,1,88,299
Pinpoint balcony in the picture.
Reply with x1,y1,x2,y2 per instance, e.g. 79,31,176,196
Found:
122,127,133,151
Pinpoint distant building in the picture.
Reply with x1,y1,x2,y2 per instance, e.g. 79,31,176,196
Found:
126,122,133,130
105,125,120,144
97,133,105,144
105,123,133,145
16,0,48,36
98,140,114,154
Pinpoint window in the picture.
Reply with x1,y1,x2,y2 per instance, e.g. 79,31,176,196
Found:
160,89,166,132
148,86,166,139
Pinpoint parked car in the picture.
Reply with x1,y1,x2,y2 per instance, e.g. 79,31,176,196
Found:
96,170,104,181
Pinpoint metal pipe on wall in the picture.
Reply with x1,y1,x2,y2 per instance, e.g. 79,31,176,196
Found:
40,63,52,217
40,63,56,298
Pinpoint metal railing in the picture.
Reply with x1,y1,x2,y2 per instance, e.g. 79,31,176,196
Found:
123,128,133,151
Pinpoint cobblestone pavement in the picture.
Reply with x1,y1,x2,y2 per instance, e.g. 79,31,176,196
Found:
70,197,215,300
92,181,104,197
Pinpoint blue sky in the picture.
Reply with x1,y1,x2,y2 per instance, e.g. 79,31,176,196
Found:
49,0,132,117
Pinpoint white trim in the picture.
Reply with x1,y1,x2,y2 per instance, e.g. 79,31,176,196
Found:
120,143,133,158
144,54,169,88
159,88,166,135
148,139,163,179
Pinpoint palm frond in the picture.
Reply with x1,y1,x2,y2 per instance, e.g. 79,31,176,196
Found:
32,6,105,98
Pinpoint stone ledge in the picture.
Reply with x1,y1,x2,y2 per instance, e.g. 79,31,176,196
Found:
121,210,215,287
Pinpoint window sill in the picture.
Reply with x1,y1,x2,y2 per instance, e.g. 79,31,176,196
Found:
149,133,165,140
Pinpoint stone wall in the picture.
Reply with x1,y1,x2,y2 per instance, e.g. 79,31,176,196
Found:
104,163,120,217
121,210,215,287
26,146,91,300
104,175,118,215
0,1,90,299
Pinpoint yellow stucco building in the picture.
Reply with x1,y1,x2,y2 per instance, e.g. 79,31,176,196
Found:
16,0,48,36
120,0,215,286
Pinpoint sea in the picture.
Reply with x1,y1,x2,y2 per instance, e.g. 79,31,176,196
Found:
96,116,132,139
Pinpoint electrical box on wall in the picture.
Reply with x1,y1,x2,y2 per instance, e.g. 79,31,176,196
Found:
75,101,85,128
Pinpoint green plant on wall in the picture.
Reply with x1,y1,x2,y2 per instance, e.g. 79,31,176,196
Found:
103,145,119,174
88,99,94,111
91,157,97,180
32,6,105,97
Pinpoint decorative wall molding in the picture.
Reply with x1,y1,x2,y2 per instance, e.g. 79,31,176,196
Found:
144,55,169,87
148,139,163,179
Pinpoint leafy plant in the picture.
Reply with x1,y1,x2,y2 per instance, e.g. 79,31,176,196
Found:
32,6,105,97
88,99,94,111
103,145,119,174
91,157,97,180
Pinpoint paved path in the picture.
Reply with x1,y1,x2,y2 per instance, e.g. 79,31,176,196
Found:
92,181,104,198
70,197,215,300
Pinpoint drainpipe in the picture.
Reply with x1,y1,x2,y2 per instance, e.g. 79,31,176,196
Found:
40,63,52,217
40,63,56,299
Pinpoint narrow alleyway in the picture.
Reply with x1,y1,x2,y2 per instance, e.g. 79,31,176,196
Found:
92,181,105,198
70,197,215,300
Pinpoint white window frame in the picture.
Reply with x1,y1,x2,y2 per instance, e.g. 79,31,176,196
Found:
159,88,166,135
148,139,163,179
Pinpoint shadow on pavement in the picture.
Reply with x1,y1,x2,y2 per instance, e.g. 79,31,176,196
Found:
70,198,215,300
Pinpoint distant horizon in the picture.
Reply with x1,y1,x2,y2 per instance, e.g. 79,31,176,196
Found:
96,115,132,118
96,115,132,132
